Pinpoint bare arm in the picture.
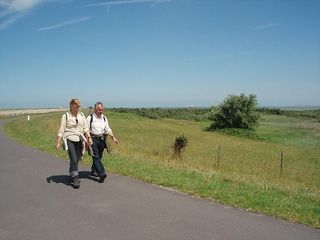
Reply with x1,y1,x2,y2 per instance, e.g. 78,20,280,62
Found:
56,136,62,150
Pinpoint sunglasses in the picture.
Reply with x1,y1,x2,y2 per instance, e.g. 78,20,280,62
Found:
73,118,79,127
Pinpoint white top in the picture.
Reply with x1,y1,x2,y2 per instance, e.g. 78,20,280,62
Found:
57,112,89,142
87,113,113,137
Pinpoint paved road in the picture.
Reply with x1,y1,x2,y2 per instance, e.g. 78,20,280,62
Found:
0,120,319,240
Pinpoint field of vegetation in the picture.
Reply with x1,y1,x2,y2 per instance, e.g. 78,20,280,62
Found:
3,108,320,228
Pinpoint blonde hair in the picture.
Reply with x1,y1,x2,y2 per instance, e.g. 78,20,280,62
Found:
69,98,81,108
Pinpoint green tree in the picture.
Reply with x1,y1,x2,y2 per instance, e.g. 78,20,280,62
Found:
209,94,260,130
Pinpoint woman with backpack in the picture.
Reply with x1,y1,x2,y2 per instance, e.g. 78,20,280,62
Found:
55,98,92,189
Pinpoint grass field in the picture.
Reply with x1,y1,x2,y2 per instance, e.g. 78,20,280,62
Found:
3,109,320,228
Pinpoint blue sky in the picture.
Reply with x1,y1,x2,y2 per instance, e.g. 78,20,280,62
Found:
0,0,319,109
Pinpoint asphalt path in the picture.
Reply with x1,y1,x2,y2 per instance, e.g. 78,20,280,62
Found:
0,120,319,240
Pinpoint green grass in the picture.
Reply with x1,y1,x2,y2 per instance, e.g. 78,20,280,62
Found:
257,114,320,148
3,110,320,228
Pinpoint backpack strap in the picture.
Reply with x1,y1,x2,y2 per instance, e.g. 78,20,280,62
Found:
80,112,85,119
90,114,93,131
90,114,106,131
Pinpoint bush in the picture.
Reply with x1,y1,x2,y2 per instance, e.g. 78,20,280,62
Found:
209,94,260,130
258,108,284,115
215,128,264,140
172,134,188,159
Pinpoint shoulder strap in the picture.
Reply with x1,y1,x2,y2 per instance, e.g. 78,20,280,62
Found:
65,112,68,121
80,111,85,121
90,114,106,130
90,114,93,131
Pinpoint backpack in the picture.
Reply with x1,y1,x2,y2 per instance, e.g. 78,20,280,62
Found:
89,113,111,153
65,111,85,122
89,113,106,131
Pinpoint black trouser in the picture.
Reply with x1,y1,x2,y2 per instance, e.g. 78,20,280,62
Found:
91,137,106,177
67,139,82,178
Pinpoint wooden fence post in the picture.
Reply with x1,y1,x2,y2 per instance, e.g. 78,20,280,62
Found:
138,134,142,152
217,145,221,166
280,149,284,176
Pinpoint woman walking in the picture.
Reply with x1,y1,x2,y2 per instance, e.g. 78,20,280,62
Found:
56,98,92,189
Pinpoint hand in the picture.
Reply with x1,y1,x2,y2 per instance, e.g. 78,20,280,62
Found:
86,135,93,145
113,137,118,144
56,142,61,151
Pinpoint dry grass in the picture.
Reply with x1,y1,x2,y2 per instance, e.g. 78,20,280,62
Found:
108,113,320,195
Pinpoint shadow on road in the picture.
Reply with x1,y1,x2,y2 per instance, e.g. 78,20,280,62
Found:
46,171,100,187
46,175,71,186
